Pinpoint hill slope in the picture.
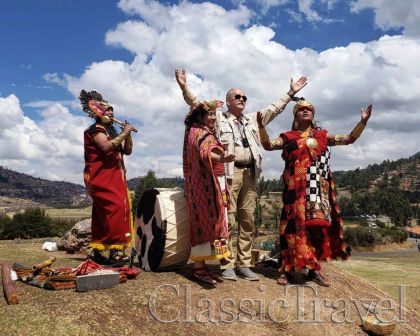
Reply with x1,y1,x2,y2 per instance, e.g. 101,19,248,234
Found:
0,166,89,207
0,240,418,335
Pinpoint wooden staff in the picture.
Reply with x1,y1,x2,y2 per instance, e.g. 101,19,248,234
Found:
1,262,19,305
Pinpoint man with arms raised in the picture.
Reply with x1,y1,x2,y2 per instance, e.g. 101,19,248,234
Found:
175,69,307,281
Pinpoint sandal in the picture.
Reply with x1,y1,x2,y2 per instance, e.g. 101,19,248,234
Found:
192,268,217,285
88,251,113,266
308,270,330,287
109,250,130,266
277,272,292,286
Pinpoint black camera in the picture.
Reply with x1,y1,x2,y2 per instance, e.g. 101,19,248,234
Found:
242,138,249,148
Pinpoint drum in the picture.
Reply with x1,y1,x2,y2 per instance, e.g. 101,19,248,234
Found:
134,188,191,271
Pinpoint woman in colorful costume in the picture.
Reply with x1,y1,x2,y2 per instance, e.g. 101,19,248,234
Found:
258,99,372,286
183,100,235,285
80,90,136,264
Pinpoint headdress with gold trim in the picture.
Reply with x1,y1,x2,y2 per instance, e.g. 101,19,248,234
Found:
292,97,315,115
291,97,316,130
184,100,223,127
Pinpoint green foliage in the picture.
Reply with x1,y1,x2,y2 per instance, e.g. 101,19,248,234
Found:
358,218,369,227
0,212,12,235
344,225,409,247
131,170,185,216
0,207,81,239
1,207,52,239
378,227,408,243
344,226,382,247
337,196,358,217
257,177,284,196
49,218,81,237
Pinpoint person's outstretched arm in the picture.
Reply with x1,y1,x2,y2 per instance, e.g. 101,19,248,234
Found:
175,68,200,107
327,104,373,146
254,76,308,127
257,112,284,151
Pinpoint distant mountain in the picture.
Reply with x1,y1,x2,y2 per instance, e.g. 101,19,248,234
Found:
0,166,89,207
1,151,418,211
334,151,420,196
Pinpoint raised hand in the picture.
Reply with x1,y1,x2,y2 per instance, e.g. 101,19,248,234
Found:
175,68,187,90
290,76,308,94
361,104,373,124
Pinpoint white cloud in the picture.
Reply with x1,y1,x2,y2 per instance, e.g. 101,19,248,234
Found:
0,94,90,182
44,72,70,87
350,0,420,36
2,0,420,184
298,0,322,22
285,8,304,23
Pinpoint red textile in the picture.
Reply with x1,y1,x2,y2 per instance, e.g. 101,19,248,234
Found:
279,129,348,272
183,124,228,246
74,260,140,279
83,124,131,250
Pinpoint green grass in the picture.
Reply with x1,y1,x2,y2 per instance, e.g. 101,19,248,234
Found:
336,251,420,310
45,207,91,220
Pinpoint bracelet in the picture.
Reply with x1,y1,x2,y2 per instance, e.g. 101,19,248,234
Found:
287,90,295,98
350,121,366,140
111,131,130,146
334,134,347,146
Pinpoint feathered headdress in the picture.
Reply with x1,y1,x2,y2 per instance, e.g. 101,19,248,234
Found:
79,89,113,119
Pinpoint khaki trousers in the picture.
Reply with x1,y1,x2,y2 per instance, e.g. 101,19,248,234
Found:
221,166,257,269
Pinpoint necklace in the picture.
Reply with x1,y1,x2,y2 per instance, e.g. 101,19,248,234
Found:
298,128,318,150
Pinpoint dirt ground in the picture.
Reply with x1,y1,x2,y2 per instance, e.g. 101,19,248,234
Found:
1,239,419,336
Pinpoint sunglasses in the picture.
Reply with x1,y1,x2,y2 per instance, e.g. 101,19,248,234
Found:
297,106,314,113
234,94,247,102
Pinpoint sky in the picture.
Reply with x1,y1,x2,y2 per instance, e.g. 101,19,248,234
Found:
0,0,419,184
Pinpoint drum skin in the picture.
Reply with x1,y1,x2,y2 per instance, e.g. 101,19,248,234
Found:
135,188,191,271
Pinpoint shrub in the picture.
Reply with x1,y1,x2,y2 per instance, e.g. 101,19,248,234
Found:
1,207,52,239
344,226,382,247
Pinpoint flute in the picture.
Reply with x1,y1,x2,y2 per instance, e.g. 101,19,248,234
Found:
102,116,138,132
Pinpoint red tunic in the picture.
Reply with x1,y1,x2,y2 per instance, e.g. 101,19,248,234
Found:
279,129,348,272
83,124,132,251
183,124,228,246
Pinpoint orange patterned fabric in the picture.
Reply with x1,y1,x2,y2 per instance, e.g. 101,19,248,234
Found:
183,124,228,246
279,129,348,272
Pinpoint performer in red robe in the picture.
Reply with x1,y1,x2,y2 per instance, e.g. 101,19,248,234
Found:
258,98,372,286
80,90,136,264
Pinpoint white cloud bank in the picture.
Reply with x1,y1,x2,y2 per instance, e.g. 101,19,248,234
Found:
1,0,419,184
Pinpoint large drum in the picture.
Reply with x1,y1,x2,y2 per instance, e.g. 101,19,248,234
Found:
134,188,191,271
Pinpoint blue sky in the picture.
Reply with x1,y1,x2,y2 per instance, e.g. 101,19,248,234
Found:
0,0,419,183
0,0,401,108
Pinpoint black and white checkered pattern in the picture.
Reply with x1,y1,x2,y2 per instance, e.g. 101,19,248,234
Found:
306,147,331,202
319,148,331,179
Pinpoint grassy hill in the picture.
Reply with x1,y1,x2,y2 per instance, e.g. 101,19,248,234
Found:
0,166,89,207
0,239,419,336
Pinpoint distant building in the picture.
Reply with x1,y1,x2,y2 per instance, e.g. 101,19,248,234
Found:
405,226,420,239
